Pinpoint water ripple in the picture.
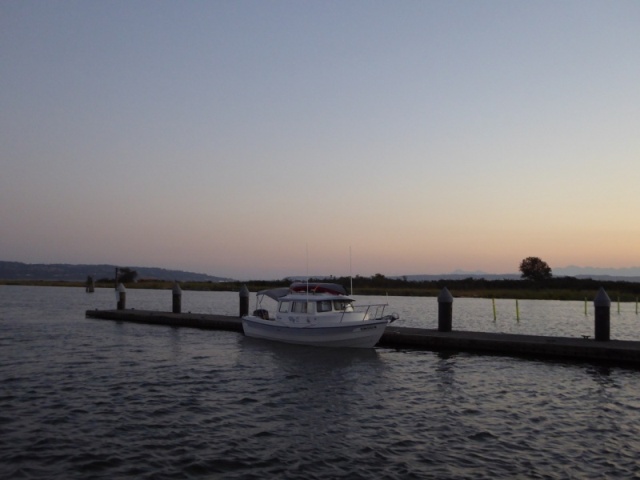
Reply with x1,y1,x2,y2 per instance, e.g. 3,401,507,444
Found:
3,287,640,478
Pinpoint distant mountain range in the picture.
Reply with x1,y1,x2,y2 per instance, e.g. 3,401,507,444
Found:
554,265,640,278
0,261,231,282
401,273,521,281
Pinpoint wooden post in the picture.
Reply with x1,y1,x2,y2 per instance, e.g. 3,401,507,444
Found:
594,287,611,341
239,285,249,317
437,287,453,332
85,275,94,293
116,283,126,310
172,282,182,313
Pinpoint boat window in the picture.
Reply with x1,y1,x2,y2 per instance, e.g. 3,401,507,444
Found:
334,300,354,312
278,301,290,313
317,300,332,312
291,301,308,314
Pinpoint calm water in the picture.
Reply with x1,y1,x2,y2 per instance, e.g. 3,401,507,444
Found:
2,286,640,479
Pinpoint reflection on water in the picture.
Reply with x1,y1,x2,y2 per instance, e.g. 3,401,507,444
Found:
435,351,457,393
3,286,640,479
241,336,382,370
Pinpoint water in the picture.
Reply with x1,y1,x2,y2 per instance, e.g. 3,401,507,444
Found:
2,286,640,479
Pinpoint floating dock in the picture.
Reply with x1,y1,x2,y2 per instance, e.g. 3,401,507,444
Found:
85,309,640,366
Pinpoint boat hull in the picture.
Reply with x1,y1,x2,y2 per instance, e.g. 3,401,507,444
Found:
242,316,389,348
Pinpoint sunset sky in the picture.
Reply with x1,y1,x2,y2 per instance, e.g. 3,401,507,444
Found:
2,1,639,280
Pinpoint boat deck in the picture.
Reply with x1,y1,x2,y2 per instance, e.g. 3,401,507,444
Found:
85,309,640,366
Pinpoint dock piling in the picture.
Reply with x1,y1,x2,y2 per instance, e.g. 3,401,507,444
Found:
594,287,611,342
172,282,182,313
116,283,126,310
438,287,453,332
85,275,94,293
239,285,249,317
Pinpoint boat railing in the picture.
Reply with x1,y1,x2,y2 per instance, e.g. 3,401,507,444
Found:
341,303,388,322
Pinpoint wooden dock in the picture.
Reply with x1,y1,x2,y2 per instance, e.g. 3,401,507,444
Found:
85,309,640,366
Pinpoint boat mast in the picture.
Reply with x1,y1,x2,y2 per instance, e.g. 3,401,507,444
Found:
306,243,309,294
306,243,310,315
349,246,353,296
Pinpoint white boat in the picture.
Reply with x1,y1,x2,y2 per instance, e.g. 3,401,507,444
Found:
242,282,399,348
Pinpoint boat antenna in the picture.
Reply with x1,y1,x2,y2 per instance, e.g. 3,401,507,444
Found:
349,246,353,296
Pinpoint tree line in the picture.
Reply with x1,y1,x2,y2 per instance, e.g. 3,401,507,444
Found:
84,257,640,301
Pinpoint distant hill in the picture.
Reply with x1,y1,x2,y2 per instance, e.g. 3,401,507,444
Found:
4,261,639,283
0,261,231,282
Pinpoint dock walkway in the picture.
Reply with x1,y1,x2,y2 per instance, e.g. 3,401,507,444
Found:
85,309,640,366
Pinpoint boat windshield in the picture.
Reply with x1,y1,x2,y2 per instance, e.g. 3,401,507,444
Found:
278,301,289,313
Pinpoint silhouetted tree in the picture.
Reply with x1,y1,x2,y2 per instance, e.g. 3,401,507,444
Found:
519,257,552,281
117,267,138,284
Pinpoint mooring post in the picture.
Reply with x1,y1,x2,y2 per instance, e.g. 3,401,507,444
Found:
116,283,126,310
172,281,182,313
85,275,94,293
594,287,611,341
438,287,453,332
239,285,249,317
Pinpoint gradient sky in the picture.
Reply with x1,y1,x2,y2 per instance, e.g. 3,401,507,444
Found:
2,1,639,280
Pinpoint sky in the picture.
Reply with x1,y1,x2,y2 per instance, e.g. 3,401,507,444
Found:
1,1,639,280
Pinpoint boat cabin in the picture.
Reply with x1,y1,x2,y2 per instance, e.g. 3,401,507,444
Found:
277,297,355,315
250,282,389,323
